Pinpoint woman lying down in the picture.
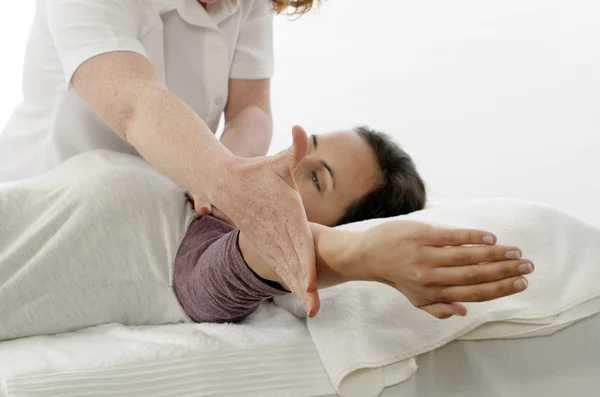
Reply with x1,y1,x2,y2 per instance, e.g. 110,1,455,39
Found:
0,126,534,341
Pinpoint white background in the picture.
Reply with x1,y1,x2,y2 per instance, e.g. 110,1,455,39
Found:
1,0,599,226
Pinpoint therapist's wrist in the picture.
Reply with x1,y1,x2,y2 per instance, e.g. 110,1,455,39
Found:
196,147,239,204
238,229,287,288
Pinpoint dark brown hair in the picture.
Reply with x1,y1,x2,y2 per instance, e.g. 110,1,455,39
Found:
270,0,320,15
335,126,427,226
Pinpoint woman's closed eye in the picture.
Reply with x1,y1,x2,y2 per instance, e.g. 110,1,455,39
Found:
312,171,321,192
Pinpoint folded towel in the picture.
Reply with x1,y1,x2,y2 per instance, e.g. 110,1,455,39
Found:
275,198,600,397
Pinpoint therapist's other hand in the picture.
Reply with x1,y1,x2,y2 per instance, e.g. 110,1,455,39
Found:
210,126,319,316
359,221,534,319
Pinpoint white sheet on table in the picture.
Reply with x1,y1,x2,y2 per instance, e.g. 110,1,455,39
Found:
2,198,599,397
0,304,334,397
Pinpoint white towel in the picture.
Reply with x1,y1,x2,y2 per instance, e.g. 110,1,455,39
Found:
275,198,600,397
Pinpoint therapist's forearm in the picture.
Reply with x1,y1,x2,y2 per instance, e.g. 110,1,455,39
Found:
72,51,235,201
125,84,235,198
220,105,272,157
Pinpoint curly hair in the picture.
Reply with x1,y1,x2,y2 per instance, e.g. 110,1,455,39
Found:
270,0,320,15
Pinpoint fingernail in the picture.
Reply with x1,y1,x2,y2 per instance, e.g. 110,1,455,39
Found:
514,278,528,290
304,301,312,316
518,263,533,274
482,235,494,244
505,250,521,260
304,276,310,292
447,312,465,318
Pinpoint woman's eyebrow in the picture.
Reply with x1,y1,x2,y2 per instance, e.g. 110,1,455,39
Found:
312,135,335,188
321,160,335,189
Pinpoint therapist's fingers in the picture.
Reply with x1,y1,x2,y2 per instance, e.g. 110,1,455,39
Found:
433,276,529,303
431,260,534,286
185,190,212,215
195,204,212,216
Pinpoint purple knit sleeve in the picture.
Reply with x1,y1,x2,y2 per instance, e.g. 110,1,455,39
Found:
172,216,288,323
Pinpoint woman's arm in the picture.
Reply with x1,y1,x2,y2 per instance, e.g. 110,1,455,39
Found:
48,0,319,314
238,224,362,289
76,52,319,314
239,220,534,319
175,218,359,323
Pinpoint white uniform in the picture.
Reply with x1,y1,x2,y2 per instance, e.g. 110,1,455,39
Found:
0,0,274,181
0,150,195,341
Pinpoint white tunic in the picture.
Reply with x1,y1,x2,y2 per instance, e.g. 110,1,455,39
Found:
0,150,195,340
0,0,274,182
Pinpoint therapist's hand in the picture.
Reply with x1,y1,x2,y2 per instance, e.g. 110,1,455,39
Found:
207,126,319,316
359,220,534,319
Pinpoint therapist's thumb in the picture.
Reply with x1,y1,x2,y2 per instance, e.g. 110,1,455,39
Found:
289,125,309,170
272,125,309,187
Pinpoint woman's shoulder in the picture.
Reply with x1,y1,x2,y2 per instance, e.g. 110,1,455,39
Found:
50,150,184,205
61,150,157,178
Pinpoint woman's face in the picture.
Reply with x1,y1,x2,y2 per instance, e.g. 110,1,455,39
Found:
294,130,381,227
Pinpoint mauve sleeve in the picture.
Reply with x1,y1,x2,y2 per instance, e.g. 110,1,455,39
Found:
173,216,288,323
